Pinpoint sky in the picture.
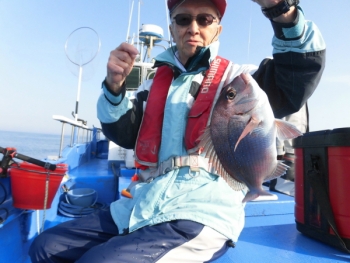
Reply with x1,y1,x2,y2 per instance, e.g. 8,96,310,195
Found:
0,0,349,135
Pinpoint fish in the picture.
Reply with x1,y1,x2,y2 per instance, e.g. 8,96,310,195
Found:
199,73,302,202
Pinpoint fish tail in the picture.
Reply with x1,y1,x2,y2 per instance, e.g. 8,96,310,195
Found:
242,188,273,203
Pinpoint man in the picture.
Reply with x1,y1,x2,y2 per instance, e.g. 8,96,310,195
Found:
29,0,325,262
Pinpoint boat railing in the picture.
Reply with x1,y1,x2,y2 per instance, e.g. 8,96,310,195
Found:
52,115,102,158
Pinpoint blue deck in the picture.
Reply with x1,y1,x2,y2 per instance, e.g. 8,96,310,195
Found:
66,159,350,263
3,156,349,262
215,195,350,263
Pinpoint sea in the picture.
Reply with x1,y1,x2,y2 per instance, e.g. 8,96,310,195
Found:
0,130,71,160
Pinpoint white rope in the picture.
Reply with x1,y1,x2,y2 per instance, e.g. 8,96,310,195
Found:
37,171,50,234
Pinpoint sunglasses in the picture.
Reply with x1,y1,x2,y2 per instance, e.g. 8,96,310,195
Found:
172,13,218,27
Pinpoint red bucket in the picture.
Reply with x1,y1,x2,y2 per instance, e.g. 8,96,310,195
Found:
9,162,68,210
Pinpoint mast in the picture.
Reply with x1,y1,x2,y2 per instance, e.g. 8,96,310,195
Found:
126,0,135,43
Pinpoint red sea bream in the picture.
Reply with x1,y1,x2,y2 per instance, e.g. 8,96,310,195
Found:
199,73,302,202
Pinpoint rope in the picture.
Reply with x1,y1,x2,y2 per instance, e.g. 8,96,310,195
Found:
58,200,108,218
38,171,50,234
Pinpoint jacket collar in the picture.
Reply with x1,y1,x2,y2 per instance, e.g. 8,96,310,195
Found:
153,41,220,77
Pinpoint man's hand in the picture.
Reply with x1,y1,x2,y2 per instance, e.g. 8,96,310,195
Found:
251,0,297,23
251,0,282,8
106,42,139,93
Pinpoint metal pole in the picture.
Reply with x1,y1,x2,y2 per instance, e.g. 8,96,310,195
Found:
74,66,83,122
70,125,74,147
59,122,65,158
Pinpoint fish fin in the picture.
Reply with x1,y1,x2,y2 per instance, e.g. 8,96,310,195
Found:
264,161,289,181
275,119,303,140
242,188,273,203
198,128,211,148
224,173,247,191
242,191,259,203
197,128,211,154
198,127,246,191
198,128,219,171
206,144,215,160
213,155,220,171
200,128,212,145
234,116,260,151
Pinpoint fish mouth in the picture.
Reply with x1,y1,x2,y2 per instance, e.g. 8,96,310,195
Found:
240,73,251,84
234,74,259,113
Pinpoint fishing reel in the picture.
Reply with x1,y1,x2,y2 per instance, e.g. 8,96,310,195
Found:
0,147,17,177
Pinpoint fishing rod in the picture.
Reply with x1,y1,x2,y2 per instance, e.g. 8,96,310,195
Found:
0,146,56,176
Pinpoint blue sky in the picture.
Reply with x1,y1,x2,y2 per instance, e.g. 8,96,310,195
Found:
0,0,349,135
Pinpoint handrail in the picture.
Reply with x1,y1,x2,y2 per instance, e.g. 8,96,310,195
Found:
52,115,98,158
53,115,89,129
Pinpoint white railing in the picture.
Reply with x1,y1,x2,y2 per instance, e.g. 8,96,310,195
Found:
52,115,100,158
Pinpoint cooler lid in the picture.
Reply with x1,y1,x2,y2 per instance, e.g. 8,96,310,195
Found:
292,127,350,148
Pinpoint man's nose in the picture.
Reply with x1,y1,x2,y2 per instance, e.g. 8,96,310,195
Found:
186,20,200,34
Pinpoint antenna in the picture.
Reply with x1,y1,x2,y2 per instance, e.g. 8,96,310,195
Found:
125,0,170,63
138,0,141,52
126,0,135,42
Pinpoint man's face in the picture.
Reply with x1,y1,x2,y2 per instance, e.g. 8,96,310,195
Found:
169,0,222,65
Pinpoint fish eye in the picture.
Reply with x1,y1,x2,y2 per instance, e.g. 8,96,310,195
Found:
226,89,236,100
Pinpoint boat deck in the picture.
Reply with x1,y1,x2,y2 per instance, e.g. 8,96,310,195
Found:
41,159,350,262
117,164,350,263
213,194,350,263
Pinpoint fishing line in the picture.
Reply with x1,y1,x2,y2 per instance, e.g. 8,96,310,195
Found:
165,0,171,42
169,29,183,68
126,0,135,42
209,26,219,44
247,1,253,62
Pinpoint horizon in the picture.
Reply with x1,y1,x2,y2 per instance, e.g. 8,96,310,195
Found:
1,0,349,135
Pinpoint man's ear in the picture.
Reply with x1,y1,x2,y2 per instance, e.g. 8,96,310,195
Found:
216,25,223,37
169,25,175,42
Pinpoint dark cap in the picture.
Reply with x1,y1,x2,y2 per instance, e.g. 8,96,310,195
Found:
167,0,227,17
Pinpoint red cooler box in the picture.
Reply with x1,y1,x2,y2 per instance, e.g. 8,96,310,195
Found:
293,128,350,252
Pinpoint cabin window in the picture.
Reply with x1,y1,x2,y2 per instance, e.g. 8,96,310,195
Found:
126,67,141,90
147,69,156,80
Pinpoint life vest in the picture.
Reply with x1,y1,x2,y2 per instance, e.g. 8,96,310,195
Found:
134,56,230,168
